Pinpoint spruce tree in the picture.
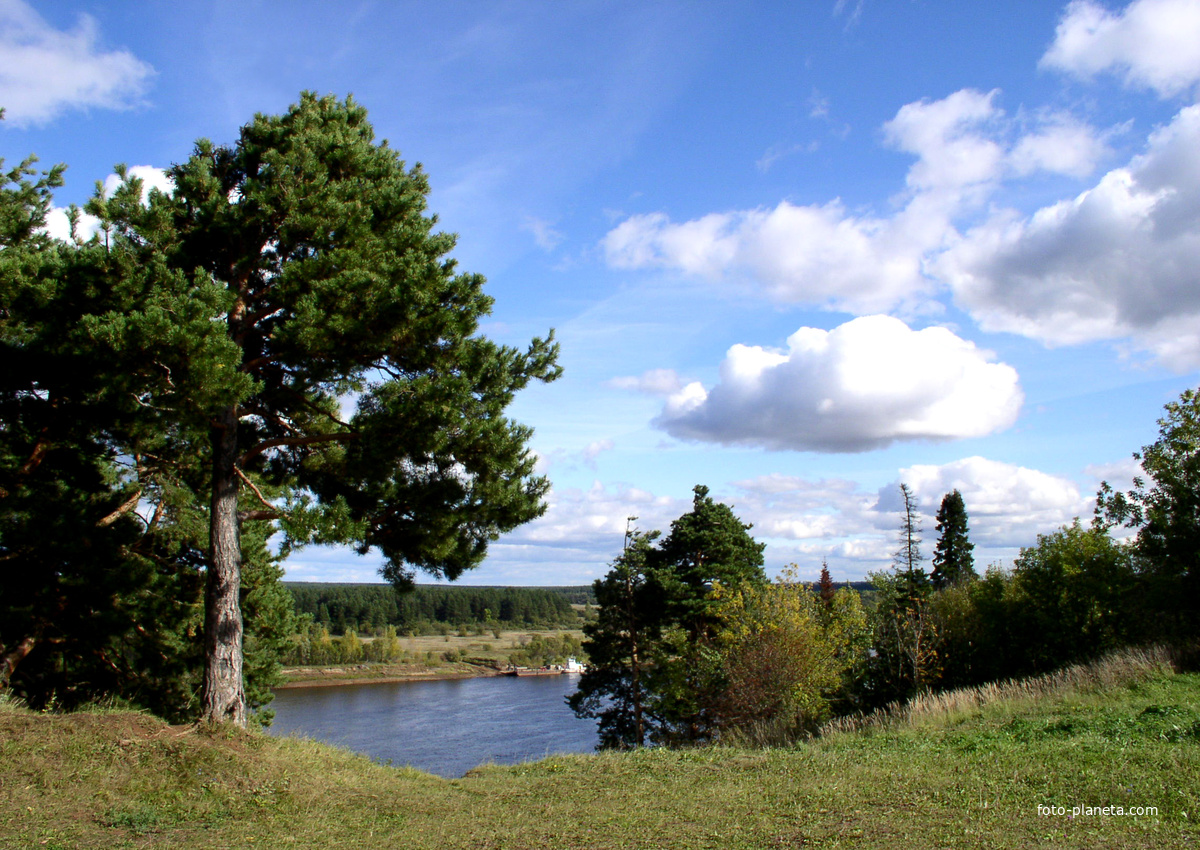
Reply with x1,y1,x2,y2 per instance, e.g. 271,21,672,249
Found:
818,559,836,609
893,483,929,602
930,489,976,589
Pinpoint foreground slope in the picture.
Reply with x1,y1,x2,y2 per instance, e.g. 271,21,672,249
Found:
2,652,1197,849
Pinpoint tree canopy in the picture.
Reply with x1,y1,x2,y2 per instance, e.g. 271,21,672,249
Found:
1098,387,1200,636
571,487,767,746
653,484,767,639
2,93,560,725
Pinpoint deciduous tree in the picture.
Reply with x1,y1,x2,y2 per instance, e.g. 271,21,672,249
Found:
1098,387,1200,636
709,568,868,743
1008,520,1136,672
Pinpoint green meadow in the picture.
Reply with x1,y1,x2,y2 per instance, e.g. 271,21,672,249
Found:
3,648,1196,849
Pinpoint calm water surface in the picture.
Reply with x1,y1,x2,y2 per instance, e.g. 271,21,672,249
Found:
268,674,599,777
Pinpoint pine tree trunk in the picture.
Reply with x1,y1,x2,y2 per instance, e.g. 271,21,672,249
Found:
624,572,645,747
0,635,37,690
202,405,246,726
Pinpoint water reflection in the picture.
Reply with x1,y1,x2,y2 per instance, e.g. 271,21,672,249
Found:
268,674,598,778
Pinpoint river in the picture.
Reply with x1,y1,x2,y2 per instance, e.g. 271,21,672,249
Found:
267,674,599,778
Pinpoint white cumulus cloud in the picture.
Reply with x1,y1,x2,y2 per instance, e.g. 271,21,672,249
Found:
731,473,879,541
0,1,154,127
602,90,1108,315
602,202,929,314
1008,111,1114,178
898,456,1088,548
501,481,686,552
939,103,1200,370
883,88,1006,198
650,315,1023,453
1042,0,1200,98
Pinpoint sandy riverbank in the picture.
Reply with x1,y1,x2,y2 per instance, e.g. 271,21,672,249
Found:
276,663,576,689
276,663,496,689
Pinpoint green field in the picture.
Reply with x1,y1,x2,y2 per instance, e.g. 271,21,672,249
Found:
279,627,586,685
2,649,1197,849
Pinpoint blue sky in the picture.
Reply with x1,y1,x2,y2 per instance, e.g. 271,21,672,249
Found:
8,0,1200,585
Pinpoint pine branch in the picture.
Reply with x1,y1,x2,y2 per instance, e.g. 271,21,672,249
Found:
234,466,282,522
97,489,143,527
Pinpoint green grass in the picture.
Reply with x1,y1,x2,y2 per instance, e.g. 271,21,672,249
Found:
2,650,1198,849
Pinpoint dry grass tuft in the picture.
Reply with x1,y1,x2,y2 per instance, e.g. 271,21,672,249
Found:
820,644,1178,737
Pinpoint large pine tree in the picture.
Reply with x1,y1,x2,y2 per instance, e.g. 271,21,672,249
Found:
568,527,661,748
84,93,560,725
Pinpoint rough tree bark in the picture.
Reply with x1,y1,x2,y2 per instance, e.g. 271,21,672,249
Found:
201,404,246,725
624,569,646,747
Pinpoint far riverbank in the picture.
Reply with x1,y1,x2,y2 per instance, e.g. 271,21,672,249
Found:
277,661,578,689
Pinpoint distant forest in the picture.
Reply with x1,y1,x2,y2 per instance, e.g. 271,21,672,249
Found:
285,581,870,636
285,583,592,634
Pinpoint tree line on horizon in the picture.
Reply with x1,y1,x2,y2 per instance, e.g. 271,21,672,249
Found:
285,583,581,635
572,389,1200,747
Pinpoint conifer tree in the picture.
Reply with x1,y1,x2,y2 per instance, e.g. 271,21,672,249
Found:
89,93,560,725
861,484,939,701
893,483,929,602
818,559,836,609
568,525,661,748
571,488,766,746
1,129,299,721
647,485,766,743
930,489,976,589
652,485,767,641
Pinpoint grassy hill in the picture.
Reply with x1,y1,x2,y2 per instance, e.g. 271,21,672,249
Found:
2,648,1197,849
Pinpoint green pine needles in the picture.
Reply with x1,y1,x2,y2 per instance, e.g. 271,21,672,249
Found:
0,93,560,725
